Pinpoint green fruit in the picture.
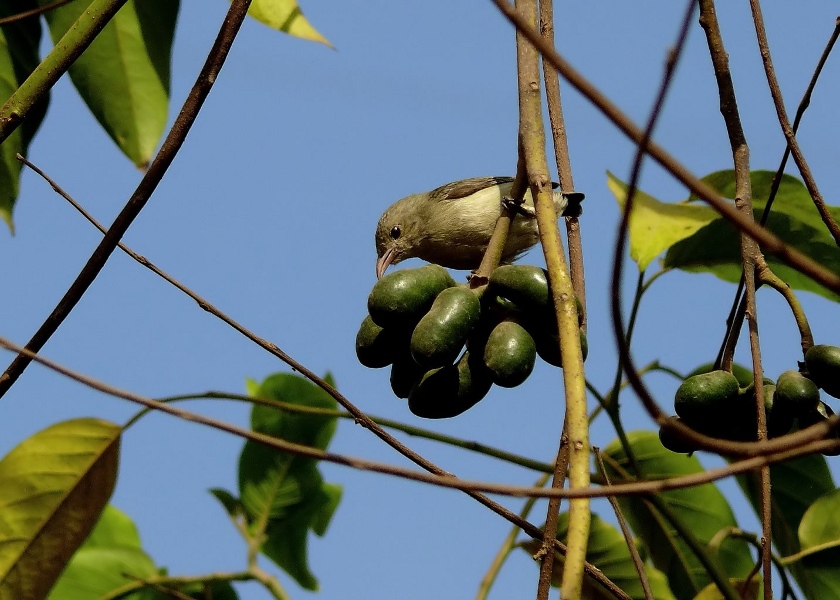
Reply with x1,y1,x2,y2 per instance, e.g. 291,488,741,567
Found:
410,287,481,369
368,265,456,328
774,370,820,417
408,351,493,419
797,401,840,456
805,345,840,399
687,362,754,388
355,316,409,369
730,383,794,440
482,321,537,388
488,265,552,310
487,265,583,327
674,370,739,432
658,417,699,454
533,329,588,368
390,349,426,399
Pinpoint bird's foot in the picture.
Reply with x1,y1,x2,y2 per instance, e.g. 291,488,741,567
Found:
501,195,535,217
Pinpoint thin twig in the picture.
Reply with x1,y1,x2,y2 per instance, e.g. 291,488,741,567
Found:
595,450,654,600
476,474,551,600
0,0,255,396
512,1,589,596
698,4,772,595
0,0,79,25
3,335,839,502
716,16,840,370
133,390,556,473
540,0,586,331
749,1,840,246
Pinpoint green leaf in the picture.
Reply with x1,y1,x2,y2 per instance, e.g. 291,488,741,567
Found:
603,431,754,599
0,418,121,600
789,487,840,599
246,0,332,47
238,373,342,591
692,578,759,600
523,512,676,599
260,476,341,591
47,505,157,600
0,1,48,232
800,488,840,555
608,171,719,271
38,0,178,167
209,487,245,519
736,453,834,599
665,170,840,301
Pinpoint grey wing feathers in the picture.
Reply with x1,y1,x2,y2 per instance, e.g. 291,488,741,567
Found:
428,176,514,202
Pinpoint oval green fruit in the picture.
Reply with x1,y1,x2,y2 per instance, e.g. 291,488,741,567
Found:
410,287,481,369
390,349,426,399
797,401,840,456
533,328,587,368
482,321,537,388
487,265,583,327
674,370,740,431
687,362,754,388
408,351,493,419
658,416,699,454
368,265,456,328
488,265,551,310
774,370,820,417
355,315,409,369
805,345,840,399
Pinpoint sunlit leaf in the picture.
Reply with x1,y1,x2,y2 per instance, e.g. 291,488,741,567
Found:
0,418,121,600
238,373,342,591
603,431,754,599
246,0,332,46
47,505,157,600
522,512,676,599
608,172,719,271
38,0,178,167
799,488,840,555
0,1,48,232
665,170,840,301
692,578,759,600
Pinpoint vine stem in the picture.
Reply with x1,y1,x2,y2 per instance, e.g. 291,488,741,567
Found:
511,1,589,597
698,2,772,597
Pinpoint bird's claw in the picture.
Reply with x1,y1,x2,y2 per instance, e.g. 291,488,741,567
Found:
501,195,535,217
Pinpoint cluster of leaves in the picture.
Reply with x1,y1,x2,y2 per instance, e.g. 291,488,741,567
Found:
0,0,329,232
356,263,585,418
0,373,341,599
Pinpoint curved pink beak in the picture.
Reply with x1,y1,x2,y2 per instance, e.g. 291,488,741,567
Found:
376,247,397,279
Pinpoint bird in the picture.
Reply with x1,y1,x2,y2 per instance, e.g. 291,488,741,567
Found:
374,176,583,278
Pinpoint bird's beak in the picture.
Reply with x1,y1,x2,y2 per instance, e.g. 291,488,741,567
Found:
376,247,397,279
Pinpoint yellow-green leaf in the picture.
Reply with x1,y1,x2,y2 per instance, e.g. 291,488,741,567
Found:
692,578,759,600
246,0,332,46
608,172,719,270
0,0,48,232
39,0,177,167
0,418,121,600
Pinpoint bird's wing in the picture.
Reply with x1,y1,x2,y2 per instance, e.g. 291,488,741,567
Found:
427,177,514,202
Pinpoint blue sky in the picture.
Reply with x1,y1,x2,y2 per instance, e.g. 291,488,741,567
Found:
3,1,840,598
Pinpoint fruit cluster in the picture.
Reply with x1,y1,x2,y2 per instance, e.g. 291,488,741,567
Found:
661,345,840,454
356,264,586,418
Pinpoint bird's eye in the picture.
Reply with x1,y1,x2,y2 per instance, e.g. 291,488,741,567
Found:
390,225,401,240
